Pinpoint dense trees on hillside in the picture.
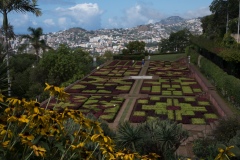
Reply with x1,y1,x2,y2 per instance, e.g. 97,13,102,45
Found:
8,44,94,100
158,29,192,53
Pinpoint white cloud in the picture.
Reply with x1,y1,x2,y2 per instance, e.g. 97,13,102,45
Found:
55,3,103,30
11,14,29,27
183,7,211,19
32,20,37,26
44,19,55,26
58,17,67,26
106,4,164,29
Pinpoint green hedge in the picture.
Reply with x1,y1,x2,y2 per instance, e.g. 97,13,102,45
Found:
186,46,240,110
190,36,240,62
113,54,145,60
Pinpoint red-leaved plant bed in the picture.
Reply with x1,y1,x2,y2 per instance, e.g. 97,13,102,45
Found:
129,116,146,123
167,106,181,110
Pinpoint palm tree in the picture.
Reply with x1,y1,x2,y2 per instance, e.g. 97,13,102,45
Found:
0,23,15,96
0,0,41,96
0,0,41,32
0,24,15,61
22,27,50,61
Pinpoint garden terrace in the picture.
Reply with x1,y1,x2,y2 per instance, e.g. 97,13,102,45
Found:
41,59,222,126
91,60,142,77
140,77,202,96
65,76,135,94
147,60,190,77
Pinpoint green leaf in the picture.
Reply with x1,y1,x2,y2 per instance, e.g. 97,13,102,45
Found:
230,145,240,157
39,141,50,151
32,135,42,144
54,142,65,153
69,134,75,143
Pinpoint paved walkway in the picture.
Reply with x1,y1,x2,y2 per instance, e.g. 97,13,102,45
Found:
108,61,150,129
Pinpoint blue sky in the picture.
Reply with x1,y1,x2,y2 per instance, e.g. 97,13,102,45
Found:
2,0,213,34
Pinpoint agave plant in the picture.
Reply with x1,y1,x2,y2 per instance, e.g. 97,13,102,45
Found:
115,121,143,152
114,118,189,160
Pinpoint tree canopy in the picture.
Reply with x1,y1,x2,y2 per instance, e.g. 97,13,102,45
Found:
159,29,192,53
21,27,50,61
125,41,146,54
201,0,240,39
8,44,93,100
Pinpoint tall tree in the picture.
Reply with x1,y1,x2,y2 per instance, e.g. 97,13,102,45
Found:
0,0,41,32
126,41,146,54
159,29,192,53
208,0,239,38
22,27,50,61
0,24,15,62
168,29,192,52
103,50,114,60
0,0,41,96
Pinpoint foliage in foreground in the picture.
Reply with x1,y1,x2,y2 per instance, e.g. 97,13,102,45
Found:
0,84,161,160
115,119,189,160
0,82,239,160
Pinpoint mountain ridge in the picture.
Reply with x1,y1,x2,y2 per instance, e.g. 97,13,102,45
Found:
52,16,202,35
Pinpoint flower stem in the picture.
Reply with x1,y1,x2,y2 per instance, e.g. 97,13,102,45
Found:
87,143,99,160
45,96,52,110
24,150,34,160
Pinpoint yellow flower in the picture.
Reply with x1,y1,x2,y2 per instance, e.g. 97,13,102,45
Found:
71,142,85,150
6,97,22,106
56,87,70,101
2,141,10,148
0,126,12,139
88,120,103,133
0,93,4,102
31,111,47,124
36,124,48,135
18,115,29,123
115,148,139,160
44,83,56,96
23,100,40,111
215,146,235,160
44,83,54,91
31,145,46,157
7,116,18,122
4,107,12,113
49,124,60,134
141,153,161,160
19,132,35,144
44,83,69,101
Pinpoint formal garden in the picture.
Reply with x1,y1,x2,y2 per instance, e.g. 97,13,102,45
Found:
40,59,219,126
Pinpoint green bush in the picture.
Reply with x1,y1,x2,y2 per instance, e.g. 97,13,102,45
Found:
213,116,240,143
192,138,218,159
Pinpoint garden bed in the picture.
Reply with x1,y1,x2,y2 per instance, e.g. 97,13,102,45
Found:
129,96,218,124
42,95,125,123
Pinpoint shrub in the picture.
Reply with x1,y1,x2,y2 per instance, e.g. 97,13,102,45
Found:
192,138,218,159
213,116,240,143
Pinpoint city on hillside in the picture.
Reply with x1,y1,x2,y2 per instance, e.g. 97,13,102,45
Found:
9,16,203,56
